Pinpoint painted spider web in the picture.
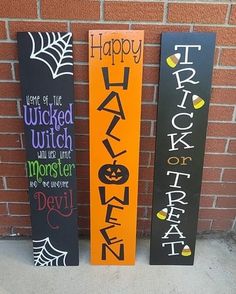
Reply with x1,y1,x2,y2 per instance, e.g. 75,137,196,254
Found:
28,32,73,79
33,237,68,266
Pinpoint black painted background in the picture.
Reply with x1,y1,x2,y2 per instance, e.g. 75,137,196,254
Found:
17,32,79,266
150,32,216,265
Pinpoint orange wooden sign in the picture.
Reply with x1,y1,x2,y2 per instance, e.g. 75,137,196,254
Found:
89,30,144,265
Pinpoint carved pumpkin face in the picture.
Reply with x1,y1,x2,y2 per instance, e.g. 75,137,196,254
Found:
98,160,129,184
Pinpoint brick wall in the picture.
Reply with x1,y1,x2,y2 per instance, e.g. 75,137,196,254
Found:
0,0,235,237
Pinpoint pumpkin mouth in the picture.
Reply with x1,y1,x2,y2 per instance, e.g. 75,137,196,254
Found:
105,175,123,181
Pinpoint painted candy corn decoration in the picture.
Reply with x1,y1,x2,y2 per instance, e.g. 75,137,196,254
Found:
166,53,181,68
181,245,192,257
192,95,205,109
156,208,168,220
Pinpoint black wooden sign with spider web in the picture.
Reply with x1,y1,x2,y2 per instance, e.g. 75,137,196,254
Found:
17,32,79,266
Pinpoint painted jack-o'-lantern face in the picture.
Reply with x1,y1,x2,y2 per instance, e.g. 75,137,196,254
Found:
98,160,129,184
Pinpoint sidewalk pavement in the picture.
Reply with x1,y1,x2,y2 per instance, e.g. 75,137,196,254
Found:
0,235,236,294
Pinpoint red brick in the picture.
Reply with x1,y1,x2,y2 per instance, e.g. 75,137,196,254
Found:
202,168,221,181
0,191,28,202
76,166,89,179
74,64,88,82
212,219,233,231
222,169,236,182
214,48,220,66
6,177,28,190
138,180,149,194
0,118,24,132
9,21,68,40
0,82,20,98
0,100,18,116
77,178,89,192
212,69,236,86
41,0,100,20
0,215,30,226
78,217,89,228
140,137,155,151
199,208,236,219
0,63,12,80
138,206,147,219
71,23,129,42
0,21,6,39
105,2,163,21
73,44,88,63
75,135,89,150
194,26,236,46
204,154,236,168
13,227,32,236
141,104,157,120
77,191,89,205
141,121,151,136
168,3,227,24
207,123,236,137
0,226,11,236
138,194,152,206
0,203,7,215
201,183,236,195
205,138,226,153
0,0,37,18
78,205,89,218
74,84,88,101
197,219,211,232
216,196,236,208
143,66,159,84
229,5,236,25
0,134,21,148
228,140,236,153
0,178,3,189
211,88,236,105
0,150,26,163
144,46,160,65
147,181,153,194
137,219,151,231
76,150,89,165
142,86,155,102
139,167,154,181
9,203,30,215
75,101,88,118
208,105,234,122
139,152,150,167
0,164,25,177
74,118,89,135
200,196,215,208
131,25,190,44
220,49,236,66
0,43,17,60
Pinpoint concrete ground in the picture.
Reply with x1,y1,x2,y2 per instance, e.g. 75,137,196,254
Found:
0,236,236,294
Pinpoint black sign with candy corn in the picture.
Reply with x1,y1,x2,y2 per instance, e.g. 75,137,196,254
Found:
150,32,216,265
17,32,79,266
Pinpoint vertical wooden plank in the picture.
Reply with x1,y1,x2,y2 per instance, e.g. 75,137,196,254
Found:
89,30,144,265
150,32,216,265
17,32,79,266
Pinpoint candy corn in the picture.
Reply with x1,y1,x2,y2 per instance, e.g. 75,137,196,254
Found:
166,53,181,68
156,208,168,220
181,245,192,257
192,95,205,109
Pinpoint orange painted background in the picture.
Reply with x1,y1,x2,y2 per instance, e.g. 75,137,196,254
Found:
89,30,144,264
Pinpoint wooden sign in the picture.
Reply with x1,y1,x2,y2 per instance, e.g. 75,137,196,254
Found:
17,32,79,266
150,32,216,265
89,30,144,265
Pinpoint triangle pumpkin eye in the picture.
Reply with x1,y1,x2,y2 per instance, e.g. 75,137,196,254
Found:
107,168,112,172
117,168,121,173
